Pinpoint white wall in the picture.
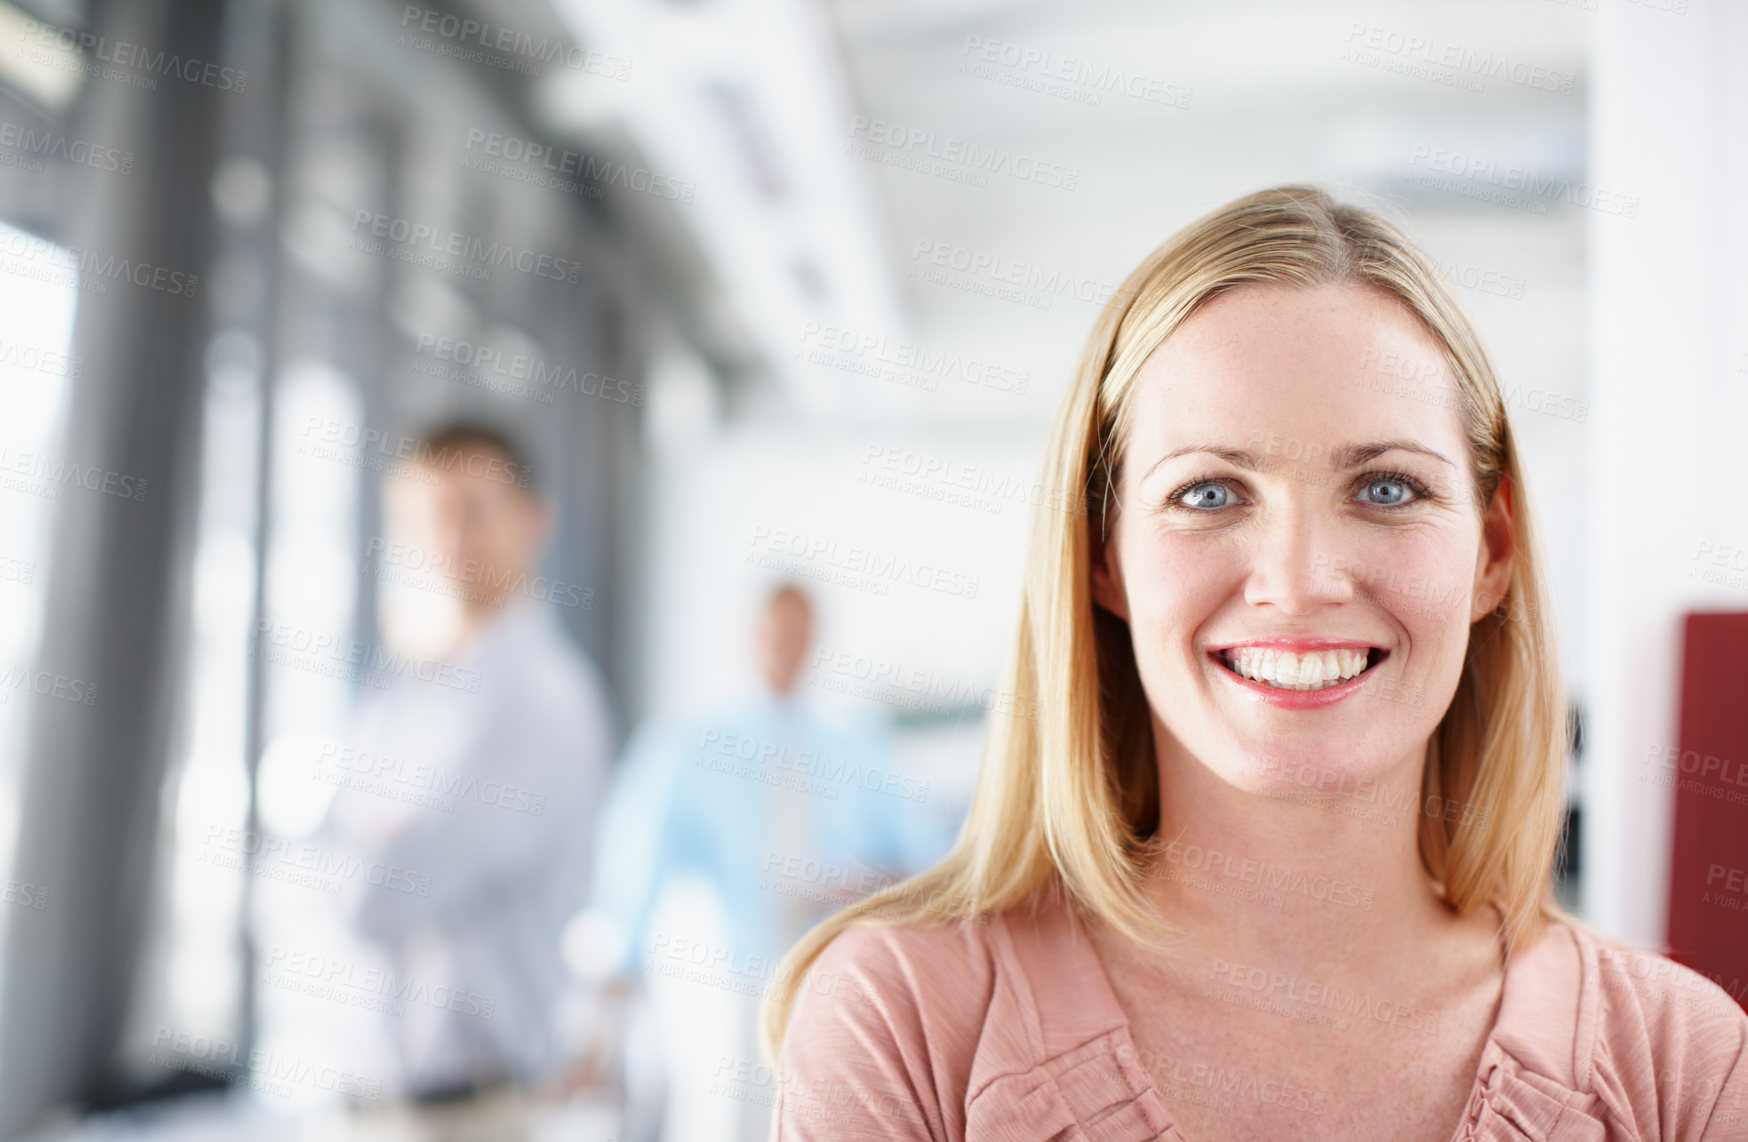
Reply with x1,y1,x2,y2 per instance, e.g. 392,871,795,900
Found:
1583,0,1748,947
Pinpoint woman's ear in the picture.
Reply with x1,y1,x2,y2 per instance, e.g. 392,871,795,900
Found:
1090,511,1130,621
1470,474,1515,624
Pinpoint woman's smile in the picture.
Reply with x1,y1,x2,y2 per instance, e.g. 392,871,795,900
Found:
1206,642,1393,709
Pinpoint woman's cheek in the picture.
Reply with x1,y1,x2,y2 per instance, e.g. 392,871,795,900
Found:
1133,546,1227,643
1347,526,1468,616
1370,564,1476,718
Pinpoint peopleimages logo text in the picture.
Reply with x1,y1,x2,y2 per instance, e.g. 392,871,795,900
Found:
400,6,632,76
16,20,248,91
349,211,583,285
846,117,1079,190
462,130,694,204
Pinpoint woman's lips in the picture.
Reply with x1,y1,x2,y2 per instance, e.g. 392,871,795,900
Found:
1204,636,1389,653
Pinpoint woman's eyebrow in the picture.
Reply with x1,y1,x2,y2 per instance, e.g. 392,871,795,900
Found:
1333,439,1456,469
1140,439,1455,482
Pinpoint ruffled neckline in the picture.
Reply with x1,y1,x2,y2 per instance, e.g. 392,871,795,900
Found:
992,895,1598,1141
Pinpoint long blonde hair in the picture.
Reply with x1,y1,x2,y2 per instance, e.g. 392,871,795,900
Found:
762,185,1567,1058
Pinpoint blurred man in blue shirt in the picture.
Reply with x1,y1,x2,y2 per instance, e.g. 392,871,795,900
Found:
593,584,952,1142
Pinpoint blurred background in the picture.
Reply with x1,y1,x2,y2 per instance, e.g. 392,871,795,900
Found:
0,0,1744,1139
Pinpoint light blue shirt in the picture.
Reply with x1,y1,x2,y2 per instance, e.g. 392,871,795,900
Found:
595,689,953,980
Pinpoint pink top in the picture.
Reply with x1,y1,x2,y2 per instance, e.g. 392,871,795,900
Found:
772,891,1748,1140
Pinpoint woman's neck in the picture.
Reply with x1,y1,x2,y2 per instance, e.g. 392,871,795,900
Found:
1143,736,1459,973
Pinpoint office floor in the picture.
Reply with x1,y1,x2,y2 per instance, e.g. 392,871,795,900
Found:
19,1091,622,1142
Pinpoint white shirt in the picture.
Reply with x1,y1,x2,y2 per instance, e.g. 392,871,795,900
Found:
319,597,614,1094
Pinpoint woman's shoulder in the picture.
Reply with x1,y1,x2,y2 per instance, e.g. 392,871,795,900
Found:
805,914,1004,1013
793,889,1110,1045
1578,926,1746,1032
786,914,1008,1066
776,893,1116,1138
775,917,1004,1140
1503,914,1748,1137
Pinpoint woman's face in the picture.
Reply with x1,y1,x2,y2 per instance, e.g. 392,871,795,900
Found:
1090,282,1513,794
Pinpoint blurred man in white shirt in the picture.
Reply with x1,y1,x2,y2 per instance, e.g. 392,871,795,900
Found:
318,422,615,1137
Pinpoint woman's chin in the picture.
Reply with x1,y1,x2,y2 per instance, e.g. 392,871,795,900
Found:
1206,737,1415,799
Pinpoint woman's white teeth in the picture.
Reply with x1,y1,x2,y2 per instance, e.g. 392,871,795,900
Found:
1223,647,1369,690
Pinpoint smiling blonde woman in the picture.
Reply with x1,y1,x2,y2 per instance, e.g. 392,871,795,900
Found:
759,186,1748,1141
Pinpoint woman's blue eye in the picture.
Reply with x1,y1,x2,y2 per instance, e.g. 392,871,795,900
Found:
1358,478,1415,506
1179,482,1235,510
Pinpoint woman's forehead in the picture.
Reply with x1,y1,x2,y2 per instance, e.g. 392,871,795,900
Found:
1122,283,1466,460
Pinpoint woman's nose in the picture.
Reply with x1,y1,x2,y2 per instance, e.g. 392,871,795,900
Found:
1238,505,1355,615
